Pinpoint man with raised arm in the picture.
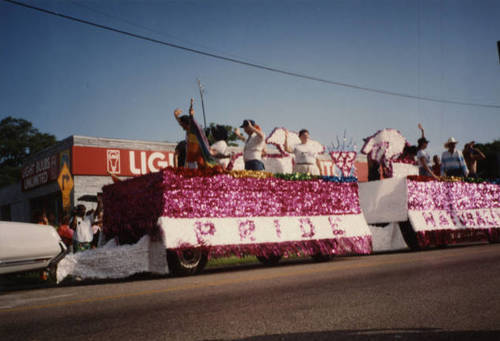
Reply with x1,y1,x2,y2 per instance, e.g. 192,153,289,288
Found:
174,98,215,169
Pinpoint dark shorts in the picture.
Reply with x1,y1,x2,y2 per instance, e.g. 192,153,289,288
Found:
245,160,265,171
445,168,466,177
419,167,432,177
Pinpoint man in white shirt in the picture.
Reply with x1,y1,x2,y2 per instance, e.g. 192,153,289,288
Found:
235,119,266,171
284,129,322,175
70,204,94,252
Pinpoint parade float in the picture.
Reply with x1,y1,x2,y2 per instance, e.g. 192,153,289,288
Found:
97,129,370,275
359,129,500,251
56,128,499,281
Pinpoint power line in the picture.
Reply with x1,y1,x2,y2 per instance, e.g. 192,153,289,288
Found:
68,0,258,65
4,0,500,110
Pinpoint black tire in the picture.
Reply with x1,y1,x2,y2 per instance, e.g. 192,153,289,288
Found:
257,254,282,266
487,229,500,243
399,220,421,251
167,248,208,276
311,253,332,262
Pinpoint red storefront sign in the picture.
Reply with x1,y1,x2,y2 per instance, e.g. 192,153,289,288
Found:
22,154,59,191
72,146,175,176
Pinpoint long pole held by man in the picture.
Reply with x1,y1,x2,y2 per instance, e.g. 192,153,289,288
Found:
197,78,207,129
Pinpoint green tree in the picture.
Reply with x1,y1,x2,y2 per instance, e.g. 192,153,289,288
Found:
205,122,239,147
0,116,57,187
475,139,500,178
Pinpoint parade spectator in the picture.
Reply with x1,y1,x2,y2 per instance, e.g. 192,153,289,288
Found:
48,212,57,227
463,141,486,178
284,129,322,175
431,155,441,176
173,98,215,169
235,119,266,171
91,211,103,248
441,137,468,177
174,140,186,168
91,193,104,247
57,215,74,250
33,210,49,225
210,125,231,168
70,204,93,252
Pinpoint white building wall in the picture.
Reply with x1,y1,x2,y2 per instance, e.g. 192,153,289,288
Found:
73,175,131,211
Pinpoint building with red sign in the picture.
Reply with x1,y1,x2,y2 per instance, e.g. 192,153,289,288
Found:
0,135,177,224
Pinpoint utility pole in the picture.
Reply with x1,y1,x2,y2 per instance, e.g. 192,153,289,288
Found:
497,41,500,64
197,79,207,129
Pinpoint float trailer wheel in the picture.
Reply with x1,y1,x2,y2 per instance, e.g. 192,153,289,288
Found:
257,254,282,266
399,220,421,251
311,253,332,262
167,248,208,276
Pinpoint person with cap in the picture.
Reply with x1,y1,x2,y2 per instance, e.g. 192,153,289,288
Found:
234,119,266,171
463,141,486,178
284,129,322,175
415,124,438,179
441,137,469,177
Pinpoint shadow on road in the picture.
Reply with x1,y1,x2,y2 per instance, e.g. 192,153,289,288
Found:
213,328,500,341
0,242,492,293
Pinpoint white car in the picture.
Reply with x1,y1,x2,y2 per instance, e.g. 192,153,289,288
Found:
0,221,67,275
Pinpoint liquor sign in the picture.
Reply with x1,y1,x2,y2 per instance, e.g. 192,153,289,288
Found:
72,146,175,176
22,154,59,191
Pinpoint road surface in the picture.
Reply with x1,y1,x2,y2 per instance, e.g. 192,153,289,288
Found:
1,243,500,340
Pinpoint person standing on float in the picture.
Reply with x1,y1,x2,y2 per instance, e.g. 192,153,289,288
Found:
209,125,232,169
235,119,266,171
415,125,439,180
441,137,468,177
284,129,322,176
463,141,486,178
174,98,215,169
431,155,441,176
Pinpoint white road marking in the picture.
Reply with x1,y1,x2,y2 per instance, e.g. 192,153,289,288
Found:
0,293,74,309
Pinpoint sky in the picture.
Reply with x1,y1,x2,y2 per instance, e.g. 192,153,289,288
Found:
1,0,499,158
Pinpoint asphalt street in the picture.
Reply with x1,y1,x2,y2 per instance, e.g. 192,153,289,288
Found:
1,243,500,340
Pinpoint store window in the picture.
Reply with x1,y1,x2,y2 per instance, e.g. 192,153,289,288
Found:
1,204,11,221
30,192,62,227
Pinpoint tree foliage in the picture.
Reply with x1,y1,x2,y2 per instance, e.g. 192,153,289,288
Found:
475,139,500,178
0,116,57,187
205,122,239,147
